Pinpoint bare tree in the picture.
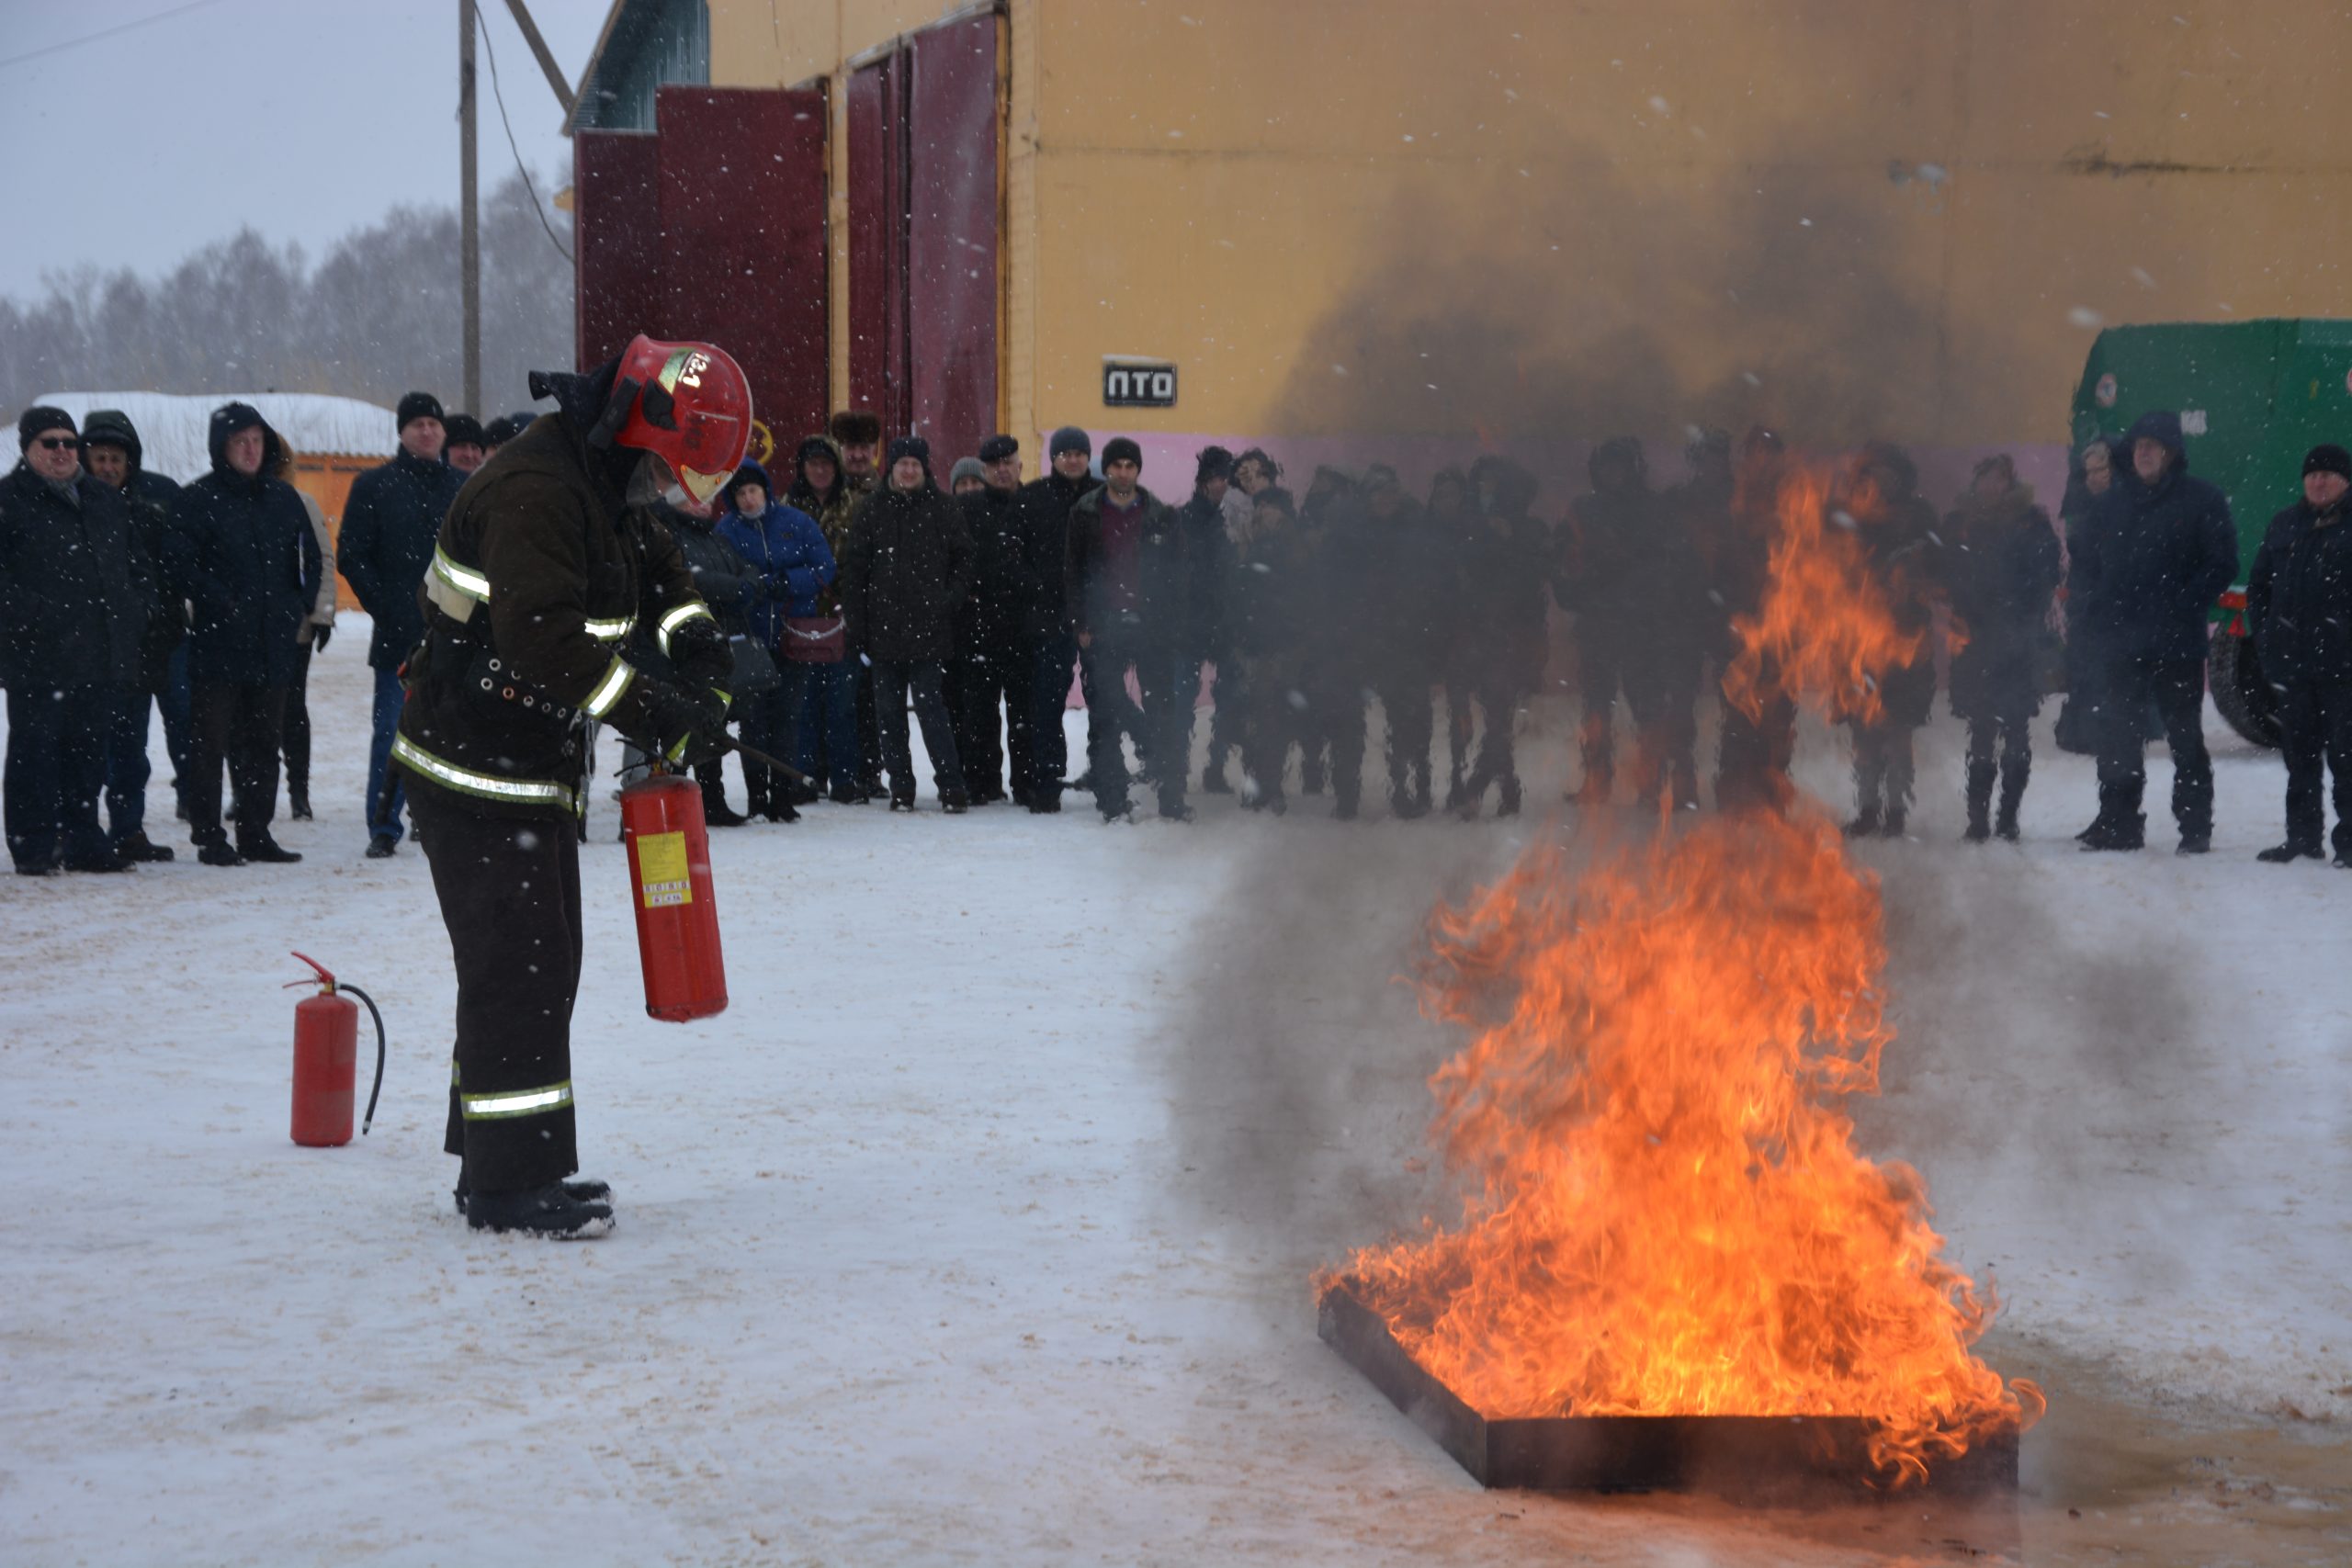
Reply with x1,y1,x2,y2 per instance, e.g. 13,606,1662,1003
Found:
0,171,573,422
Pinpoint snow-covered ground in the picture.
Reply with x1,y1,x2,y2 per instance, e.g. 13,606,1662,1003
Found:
4,622,2347,1566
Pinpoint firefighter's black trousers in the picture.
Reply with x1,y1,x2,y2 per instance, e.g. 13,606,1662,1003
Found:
413,789,584,1194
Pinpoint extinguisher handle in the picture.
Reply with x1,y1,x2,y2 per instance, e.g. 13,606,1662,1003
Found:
340,983,389,1136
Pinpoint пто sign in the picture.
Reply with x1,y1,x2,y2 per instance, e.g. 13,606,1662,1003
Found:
1103,358,1178,409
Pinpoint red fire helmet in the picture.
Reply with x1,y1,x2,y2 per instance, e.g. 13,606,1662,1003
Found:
612,334,753,505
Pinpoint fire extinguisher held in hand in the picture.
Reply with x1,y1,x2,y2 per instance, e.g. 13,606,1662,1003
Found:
620,770,729,1022
286,953,387,1147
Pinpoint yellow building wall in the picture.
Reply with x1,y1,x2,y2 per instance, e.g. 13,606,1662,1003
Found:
707,0,2352,449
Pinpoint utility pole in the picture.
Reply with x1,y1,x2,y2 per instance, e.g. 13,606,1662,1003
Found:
459,0,481,414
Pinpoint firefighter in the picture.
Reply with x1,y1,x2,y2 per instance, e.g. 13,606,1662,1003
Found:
391,334,751,1238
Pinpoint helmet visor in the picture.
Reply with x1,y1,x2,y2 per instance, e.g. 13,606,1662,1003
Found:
673,409,747,504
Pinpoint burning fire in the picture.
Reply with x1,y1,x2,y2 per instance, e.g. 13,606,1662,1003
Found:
1329,452,2041,1486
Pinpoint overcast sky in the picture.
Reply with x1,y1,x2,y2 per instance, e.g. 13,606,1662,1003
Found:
0,0,610,299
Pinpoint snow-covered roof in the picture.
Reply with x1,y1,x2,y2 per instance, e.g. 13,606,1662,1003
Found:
33,391,400,484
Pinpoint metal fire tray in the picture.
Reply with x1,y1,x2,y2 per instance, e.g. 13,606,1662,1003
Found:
1317,1280,2018,1499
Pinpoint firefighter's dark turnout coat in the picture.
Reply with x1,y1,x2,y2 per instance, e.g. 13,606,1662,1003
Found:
392,363,717,1196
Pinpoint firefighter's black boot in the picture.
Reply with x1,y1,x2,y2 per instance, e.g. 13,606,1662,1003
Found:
466,1181,614,1239
455,1176,611,1215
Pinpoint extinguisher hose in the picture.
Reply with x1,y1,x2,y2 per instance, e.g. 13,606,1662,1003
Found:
342,983,389,1136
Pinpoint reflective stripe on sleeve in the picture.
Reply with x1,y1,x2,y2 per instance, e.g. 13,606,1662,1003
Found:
580,655,636,718
656,601,715,656
459,1080,574,1122
432,547,492,604
390,733,577,812
583,614,636,641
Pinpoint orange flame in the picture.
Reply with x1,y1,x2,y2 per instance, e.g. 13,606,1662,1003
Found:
1724,455,1924,727
1326,447,2040,1486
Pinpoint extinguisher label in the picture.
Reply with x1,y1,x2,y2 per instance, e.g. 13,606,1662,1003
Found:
637,830,693,908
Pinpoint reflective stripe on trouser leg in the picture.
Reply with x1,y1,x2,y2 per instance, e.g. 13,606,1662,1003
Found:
412,787,586,1193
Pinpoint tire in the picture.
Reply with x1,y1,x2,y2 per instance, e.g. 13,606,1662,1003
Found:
2207,628,2280,750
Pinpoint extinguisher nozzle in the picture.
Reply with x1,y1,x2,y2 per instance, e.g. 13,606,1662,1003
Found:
340,983,389,1135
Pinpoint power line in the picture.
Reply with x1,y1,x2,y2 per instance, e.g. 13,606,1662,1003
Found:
475,6,573,265
0,0,236,73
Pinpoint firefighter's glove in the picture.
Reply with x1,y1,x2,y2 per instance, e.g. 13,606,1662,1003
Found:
669,611,733,687
649,683,729,770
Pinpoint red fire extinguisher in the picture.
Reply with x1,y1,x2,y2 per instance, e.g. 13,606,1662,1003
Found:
620,770,729,1021
286,952,387,1147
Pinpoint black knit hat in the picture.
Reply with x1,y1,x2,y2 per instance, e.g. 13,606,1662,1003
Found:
17,405,74,451
396,391,445,432
1048,425,1091,458
1195,445,1235,484
443,413,486,449
978,433,1020,463
1102,436,1142,469
2303,444,2352,481
886,434,932,470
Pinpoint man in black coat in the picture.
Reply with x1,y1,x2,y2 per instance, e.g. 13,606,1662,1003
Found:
956,434,1040,805
2073,409,2239,852
1066,436,1193,821
1013,426,1098,813
1356,463,1446,817
337,391,461,857
839,436,973,812
166,403,320,866
1,408,155,874
2246,443,2352,865
1176,448,1236,802
80,408,185,861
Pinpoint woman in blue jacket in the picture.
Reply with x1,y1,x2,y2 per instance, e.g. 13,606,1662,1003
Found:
717,461,836,820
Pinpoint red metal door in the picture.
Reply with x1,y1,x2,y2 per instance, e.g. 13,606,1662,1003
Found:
846,12,1000,456
846,58,909,434
904,10,1001,464
573,130,662,373
653,86,831,468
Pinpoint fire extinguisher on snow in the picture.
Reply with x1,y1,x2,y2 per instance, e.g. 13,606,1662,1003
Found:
286,952,387,1147
620,769,729,1022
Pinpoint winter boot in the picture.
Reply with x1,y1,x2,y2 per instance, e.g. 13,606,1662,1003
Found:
2175,830,2211,856
763,796,801,823
1843,804,1882,840
2079,811,2145,852
1497,775,1522,818
701,773,747,827
237,832,301,863
2256,840,2322,863
1996,755,2029,841
1202,760,1232,794
1882,807,1907,839
888,792,917,813
466,1181,613,1239
1963,761,1995,843
115,831,175,863
288,788,313,822
941,787,971,815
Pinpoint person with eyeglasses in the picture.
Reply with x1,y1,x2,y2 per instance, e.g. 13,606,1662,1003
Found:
0,408,158,874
